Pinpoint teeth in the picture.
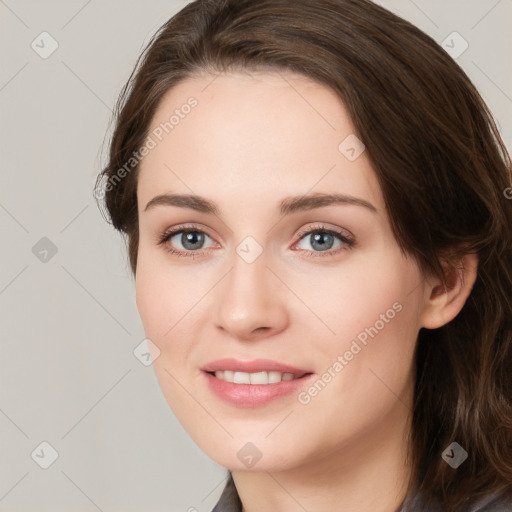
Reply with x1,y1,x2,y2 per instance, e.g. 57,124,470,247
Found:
213,370,303,384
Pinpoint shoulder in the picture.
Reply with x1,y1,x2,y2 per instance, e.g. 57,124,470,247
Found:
469,493,512,511
210,474,242,512
210,481,512,512
400,489,512,512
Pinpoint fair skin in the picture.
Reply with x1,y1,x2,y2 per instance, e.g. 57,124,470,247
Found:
135,71,478,512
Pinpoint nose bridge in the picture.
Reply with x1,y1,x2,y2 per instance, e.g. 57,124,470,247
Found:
225,246,272,311
214,242,288,337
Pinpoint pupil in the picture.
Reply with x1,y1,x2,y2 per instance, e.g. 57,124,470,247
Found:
183,232,204,250
312,233,333,251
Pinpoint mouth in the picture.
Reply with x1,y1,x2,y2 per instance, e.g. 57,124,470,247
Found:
200,357,312,376
205,370,309,384
200,359,315,407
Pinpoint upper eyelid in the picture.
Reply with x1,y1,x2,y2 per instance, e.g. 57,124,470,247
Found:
158,224,215,244
296,224,353,239
160,223,353,246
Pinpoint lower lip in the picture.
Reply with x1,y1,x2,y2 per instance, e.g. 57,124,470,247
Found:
202,371,315,407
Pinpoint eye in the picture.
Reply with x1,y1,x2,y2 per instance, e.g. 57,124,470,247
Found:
292,224,355,258
157,224,216,258
157,223,355,259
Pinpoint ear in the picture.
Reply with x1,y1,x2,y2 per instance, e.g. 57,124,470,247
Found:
419,252,478,329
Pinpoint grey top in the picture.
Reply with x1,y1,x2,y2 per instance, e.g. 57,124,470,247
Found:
211,475,512,512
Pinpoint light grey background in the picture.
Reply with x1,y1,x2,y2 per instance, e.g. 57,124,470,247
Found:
1,1,511,511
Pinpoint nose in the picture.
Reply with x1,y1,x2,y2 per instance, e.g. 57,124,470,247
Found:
214,250,289,341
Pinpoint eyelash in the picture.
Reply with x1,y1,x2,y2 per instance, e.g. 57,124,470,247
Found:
157,223,356,259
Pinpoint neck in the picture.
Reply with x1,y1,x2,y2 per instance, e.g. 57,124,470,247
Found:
232,396,415,512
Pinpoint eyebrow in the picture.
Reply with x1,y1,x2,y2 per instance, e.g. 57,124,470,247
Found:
143,192,378,216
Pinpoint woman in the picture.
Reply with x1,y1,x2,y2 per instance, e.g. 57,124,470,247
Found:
94,0,512,510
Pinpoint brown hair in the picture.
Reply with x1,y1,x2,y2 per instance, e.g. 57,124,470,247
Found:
94,0,512,509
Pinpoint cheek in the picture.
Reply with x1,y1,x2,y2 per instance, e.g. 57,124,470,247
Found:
135,266,164,336
289,247,421,347
135,261,193,405
135,248,180,340
135,249,212,357
297,250,422,419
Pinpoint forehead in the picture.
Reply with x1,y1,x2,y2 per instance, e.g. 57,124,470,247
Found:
137,71,383,213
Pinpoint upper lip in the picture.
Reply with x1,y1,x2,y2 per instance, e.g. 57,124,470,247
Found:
200,358,312,375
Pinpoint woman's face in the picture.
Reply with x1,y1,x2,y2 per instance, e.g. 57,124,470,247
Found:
135,71,429,472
